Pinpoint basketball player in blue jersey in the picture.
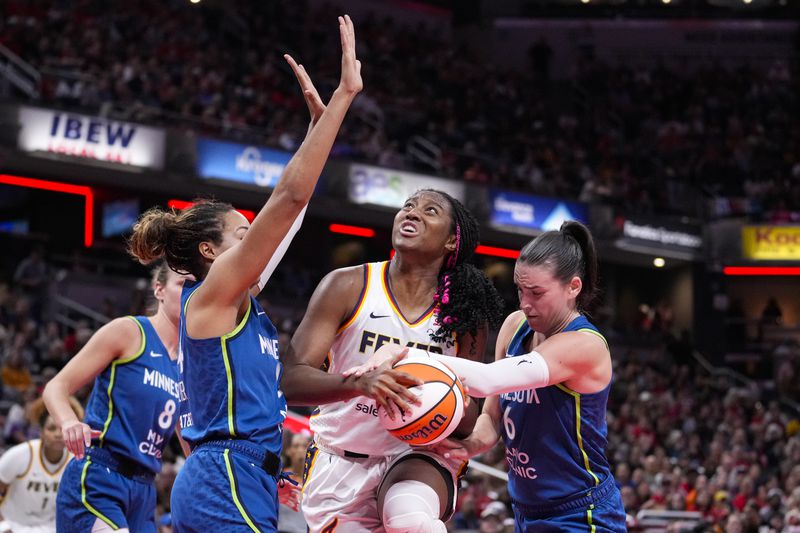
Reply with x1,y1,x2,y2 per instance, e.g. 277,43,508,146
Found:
127,16,400,532
354,221,627,532
281,189,505,533
43,261,191,533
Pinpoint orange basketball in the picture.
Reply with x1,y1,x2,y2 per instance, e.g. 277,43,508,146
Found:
378,356,466,446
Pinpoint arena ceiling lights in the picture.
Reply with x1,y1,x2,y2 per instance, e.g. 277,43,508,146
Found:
0,174,94,247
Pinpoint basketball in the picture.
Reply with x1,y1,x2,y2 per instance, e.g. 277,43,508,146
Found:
378,356,466,446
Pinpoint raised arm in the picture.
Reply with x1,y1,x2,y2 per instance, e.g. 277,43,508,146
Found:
43,317,142,459
430,311,610,397
281,267,420,417
198,16,363,306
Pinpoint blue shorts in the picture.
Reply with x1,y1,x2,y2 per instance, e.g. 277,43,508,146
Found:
56,448,156,532
512,476,627,532
171,440,280,532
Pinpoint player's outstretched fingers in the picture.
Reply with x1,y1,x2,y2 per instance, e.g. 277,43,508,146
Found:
82,426,93,448
391,371,423,404
69,427,84,458
382,380,416,415
375,389,397,420
429,438,469,461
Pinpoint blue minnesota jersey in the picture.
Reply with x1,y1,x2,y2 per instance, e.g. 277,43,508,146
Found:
84,316,182,474
178,280,286,456
499,315,613,507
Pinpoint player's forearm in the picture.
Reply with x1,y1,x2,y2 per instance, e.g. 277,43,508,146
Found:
42,380,80,427
469,412,501,457
281,364,362,405
415,350,550,397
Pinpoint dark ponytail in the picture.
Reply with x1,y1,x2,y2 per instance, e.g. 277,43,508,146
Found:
517,220,598,312
424,190,505,347
128,199,233,280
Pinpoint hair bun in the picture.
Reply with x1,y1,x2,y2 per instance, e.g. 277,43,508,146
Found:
128,208,176,265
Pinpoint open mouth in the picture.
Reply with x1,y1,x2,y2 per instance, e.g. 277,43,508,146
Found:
399,221,419,237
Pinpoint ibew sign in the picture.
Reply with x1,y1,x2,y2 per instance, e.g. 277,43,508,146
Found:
17,106,165,169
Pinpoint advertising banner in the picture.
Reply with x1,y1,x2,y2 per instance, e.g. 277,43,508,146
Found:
196,138,292,188
348,164,465,208
621,218,703,250
742,226,800,260
18,106,165,169
488,189,588,232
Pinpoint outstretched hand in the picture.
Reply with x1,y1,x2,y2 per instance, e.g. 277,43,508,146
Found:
427,436,477,462
342,342,406,379
347,347,422,420
278,472,302,512
284,14,362,131
284,55,326,129
336,14,362,95
62,420,102,459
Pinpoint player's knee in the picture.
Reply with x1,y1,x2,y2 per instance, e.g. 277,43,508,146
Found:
382,480,447,533
384,512,446,533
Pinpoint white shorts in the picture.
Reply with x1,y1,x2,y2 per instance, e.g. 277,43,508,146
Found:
301,443,466,533
0,521,55,533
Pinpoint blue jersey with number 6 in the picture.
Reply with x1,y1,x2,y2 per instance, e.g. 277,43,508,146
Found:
83,316,182,474
499,315,614,507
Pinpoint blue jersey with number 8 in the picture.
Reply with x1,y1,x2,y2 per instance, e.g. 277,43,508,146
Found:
84,316,182,474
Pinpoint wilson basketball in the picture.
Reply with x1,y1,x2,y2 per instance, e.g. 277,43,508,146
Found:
379,356,466,446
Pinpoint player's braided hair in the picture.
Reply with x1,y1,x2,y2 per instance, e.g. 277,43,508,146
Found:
424,190,505,347
128,199,234,280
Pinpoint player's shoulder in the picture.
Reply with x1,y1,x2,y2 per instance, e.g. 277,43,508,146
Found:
91,316,145,357
102,316,142,337
499,311,527,339
318,264,368,295
494,311,527,358
569,317,609,352
0,440,34,480
2,439,35,457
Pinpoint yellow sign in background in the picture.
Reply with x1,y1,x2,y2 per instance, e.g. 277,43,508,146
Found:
742,226,800,260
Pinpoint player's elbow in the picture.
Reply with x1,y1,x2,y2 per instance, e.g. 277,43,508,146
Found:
273,181,312,212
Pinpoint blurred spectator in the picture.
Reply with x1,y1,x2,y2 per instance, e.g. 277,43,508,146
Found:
12,247,48,299
478,501,507,533
2,1,798,218
2,351,33,395
278,431,309,533
762,297,783,326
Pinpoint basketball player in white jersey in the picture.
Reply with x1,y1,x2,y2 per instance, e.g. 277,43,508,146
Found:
0,398,83,533
282,189,505,532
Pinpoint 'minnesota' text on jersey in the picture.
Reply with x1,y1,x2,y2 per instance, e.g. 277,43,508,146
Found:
83,316,181,473
500,315,613,506
178,280,286,456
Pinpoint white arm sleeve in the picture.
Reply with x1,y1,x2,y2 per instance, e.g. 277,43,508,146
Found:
256,206,307,291
0,442,31,484
405,348,550,398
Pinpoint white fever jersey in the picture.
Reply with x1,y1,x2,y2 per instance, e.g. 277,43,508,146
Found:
310,261,456,456
0,439,70,531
